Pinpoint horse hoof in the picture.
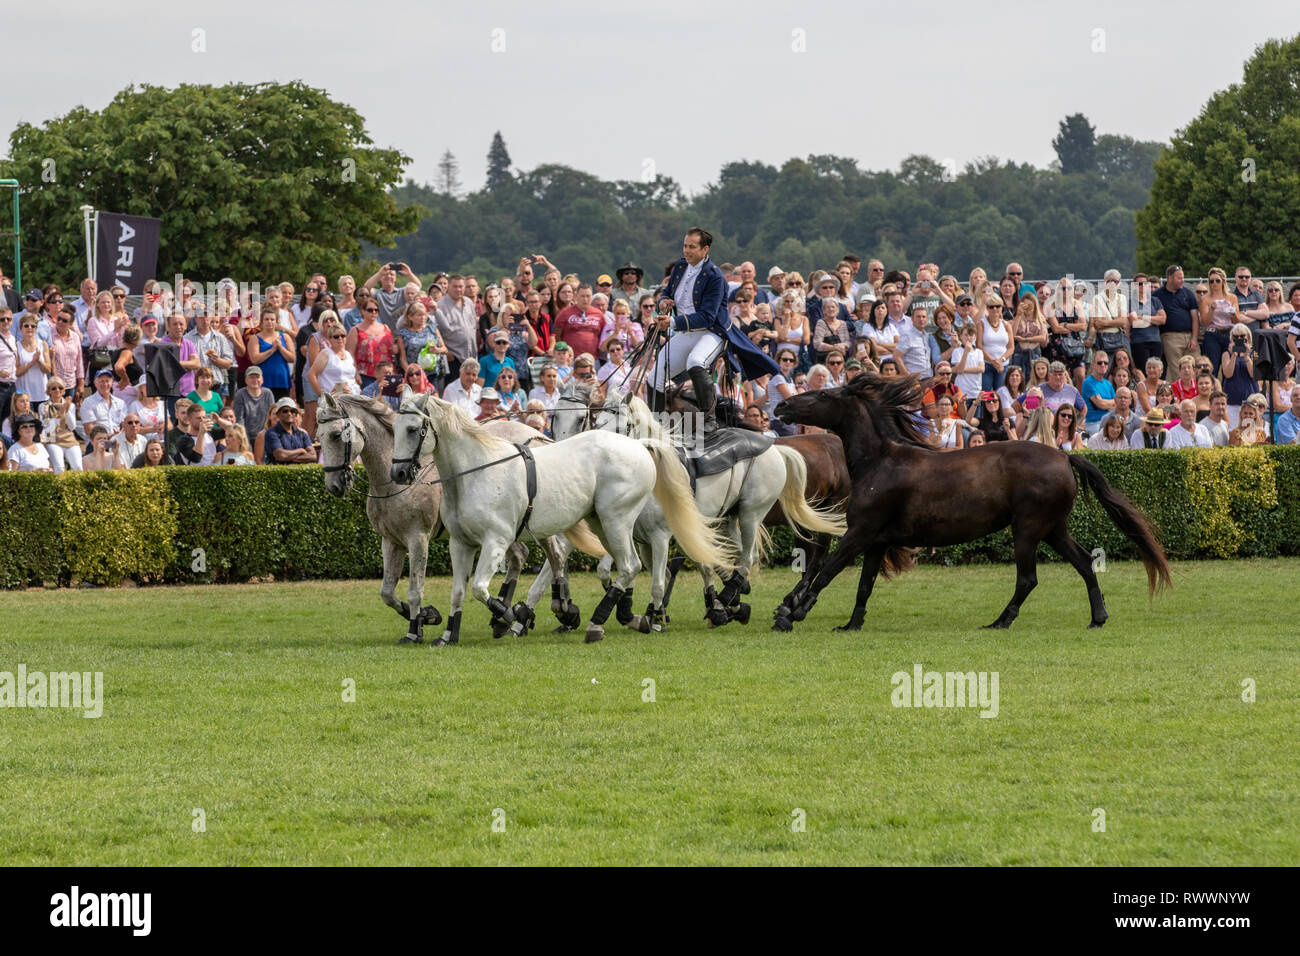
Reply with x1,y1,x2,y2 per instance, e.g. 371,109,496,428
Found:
491,618,510,639
774,604,792,620
431,631,457,647
1088,620,1106,629
706,606,731,627
553,624,574,634
773,615,793,633
628,615,651,634
731,603,751,625
833,621,861,632
983,621,1010,630
398,633,423,645
511,602,535,632
420,605,442,626
584,624,604,644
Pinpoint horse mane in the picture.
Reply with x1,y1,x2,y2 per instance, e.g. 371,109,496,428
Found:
331,392,397,430
423,396,502,448
844,372,933,449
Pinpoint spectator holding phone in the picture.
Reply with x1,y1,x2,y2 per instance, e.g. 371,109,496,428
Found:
1220,325,1256,427
361,359,403,411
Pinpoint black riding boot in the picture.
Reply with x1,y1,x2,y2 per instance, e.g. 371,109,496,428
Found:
687,366,718,437
648,388,667,413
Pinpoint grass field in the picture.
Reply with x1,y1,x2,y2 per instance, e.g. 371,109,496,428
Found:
2,559,1298,866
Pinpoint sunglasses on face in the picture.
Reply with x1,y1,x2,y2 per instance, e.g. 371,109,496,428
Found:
21,324,36,330
407,371,422,379
1209,278,1222,284
1059,413,1074,420
828,360,843,366
47,298,63,304
1008,271,1022,276
330,333,346,339
363,307,379,313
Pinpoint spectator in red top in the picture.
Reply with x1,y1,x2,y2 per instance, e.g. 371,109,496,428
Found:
1170,355,1199,402
553,283,604,359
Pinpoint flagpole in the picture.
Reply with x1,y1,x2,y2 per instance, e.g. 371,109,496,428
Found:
79,205,94,282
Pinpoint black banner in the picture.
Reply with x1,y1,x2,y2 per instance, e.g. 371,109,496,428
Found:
93,212,161,295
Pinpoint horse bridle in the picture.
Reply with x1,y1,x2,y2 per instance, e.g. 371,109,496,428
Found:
390,410,431,472
320,412,356,476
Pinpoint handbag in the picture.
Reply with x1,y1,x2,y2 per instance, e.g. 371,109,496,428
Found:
88,347,113,371
1097,329,1129,353
1055,333,1086,363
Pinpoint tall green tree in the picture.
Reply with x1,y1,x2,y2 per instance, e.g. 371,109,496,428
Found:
1052,113,1097,175
485,131,513,191
0,82,417,287
1136,34,1300,275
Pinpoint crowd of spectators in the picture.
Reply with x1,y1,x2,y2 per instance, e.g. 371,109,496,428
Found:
2,254,1299,472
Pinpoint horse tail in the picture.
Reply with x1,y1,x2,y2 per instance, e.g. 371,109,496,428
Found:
1068,456,1172,595
879,547,917,580
774,445,848,540
641,440,738,571
564,520,607,558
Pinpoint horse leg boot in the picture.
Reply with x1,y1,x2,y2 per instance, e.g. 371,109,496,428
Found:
688,366,718,437
661,553,686,624
551,581,582,632
585,585,626,643
490,577,520,638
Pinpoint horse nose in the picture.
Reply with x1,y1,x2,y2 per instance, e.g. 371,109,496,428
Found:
390,463,411,484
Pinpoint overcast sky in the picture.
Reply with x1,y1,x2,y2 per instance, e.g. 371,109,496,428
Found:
4,1,1298,197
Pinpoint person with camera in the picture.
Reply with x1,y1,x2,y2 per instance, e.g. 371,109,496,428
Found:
362,262,412,330
1220,325,1257,427
172,401,218,466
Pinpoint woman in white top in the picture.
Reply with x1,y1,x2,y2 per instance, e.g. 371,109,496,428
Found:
950,323,985,400
309,325,359,397
220,424,255,465
7,415,52,471
39,376,82,472
977,303,1013,393
14,315,51,407
1087,414,1129,450
129,387,166,442
765,348,799,421
932,394,964,450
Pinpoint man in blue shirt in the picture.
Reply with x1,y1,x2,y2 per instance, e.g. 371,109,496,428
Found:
1080,352,1116,436
264,397,316,463
1151,265,1200,376
1275,387,1300,445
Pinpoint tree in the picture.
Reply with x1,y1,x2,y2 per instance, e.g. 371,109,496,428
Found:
436,150,463,197
1053,113,1097,175
485,131,513,191
1137,35,1300,275
0,82,418,288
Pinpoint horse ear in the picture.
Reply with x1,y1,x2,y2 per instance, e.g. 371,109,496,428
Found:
320,391,338,411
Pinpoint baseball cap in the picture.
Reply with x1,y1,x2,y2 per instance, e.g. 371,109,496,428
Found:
94,367,115,379
274,397,299,411
596,275,613,285
1049,361,1068,372
244,365,263,379
955,294,974,306
492,332,509,344
768,266,785,279
817,276,837,287
24,289,43,300
857,291,877,305
480,387,499,401
140,314,158,325
935,362,952,372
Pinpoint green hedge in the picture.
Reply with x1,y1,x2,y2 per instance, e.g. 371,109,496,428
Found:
3,449,1300,588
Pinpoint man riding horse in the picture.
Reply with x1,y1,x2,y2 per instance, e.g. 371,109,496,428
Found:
650,227,781,433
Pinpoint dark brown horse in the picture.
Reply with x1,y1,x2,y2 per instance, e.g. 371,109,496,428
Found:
772,371,1171,632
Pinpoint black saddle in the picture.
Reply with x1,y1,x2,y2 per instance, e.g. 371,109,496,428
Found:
681,427,774,485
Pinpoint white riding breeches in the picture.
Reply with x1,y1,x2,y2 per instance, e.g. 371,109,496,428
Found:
651,329,725,390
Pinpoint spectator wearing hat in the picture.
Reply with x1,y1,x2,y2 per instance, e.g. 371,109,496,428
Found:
443,358,483,418
767,266,787,299
264,397,315,464
80,367,127,438
552,342,575,384
232,363,274,442
477,330,516,391
15,288,43,327
6,414,51,471
475,388,502,421
1130,407,1171,449
1041,361,1086,416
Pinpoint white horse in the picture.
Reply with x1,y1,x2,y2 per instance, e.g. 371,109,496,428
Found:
318,392,589,643
390,391,736,644
551,381,846,629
